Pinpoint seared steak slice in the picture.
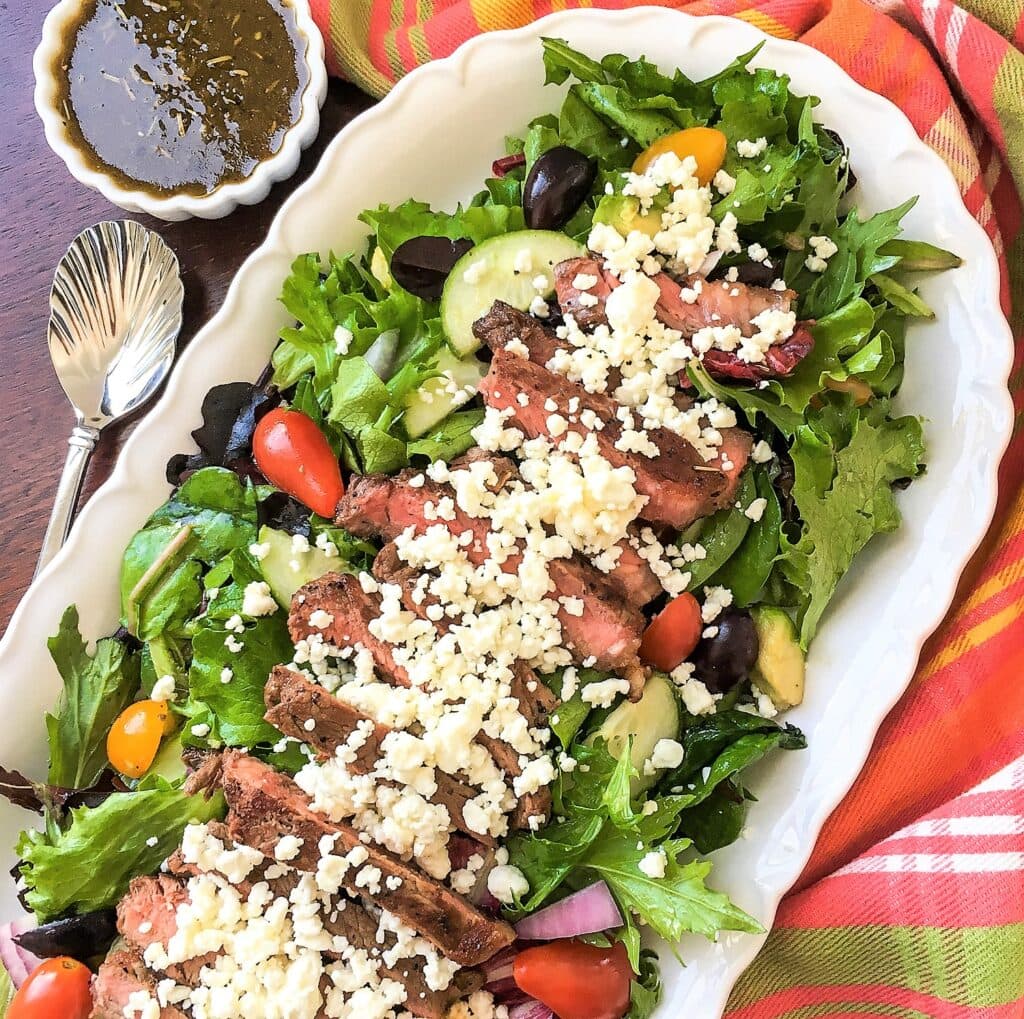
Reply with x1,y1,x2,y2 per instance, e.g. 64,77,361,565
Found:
652,272,796,337
337,468,648,676
221,752,515,967
289,576,556,822
475,733,552,831
91,949,189,1019
264,666,494,846
701,322,815,381
471,300,567,365
607,528,666,605
510,661,557,730
290,573,413,687
265,665,388,772
117,874,215,986
162,831,483,1019
553,256,617,330
480,347,748,530
372,541,451,629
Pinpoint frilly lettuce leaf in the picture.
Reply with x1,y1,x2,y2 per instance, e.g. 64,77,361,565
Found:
16,786,224,921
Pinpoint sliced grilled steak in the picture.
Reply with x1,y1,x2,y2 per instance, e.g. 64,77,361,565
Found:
161,830,483,1019
553,256,616,330
610,528,668,605
117,874,215,986
701,322,815,381
265,665,388,772
510,661,557,730
652,272,796,337
480,347,749,530
474,733,552,831
290,572,413,686
471,300,568,365
289,576,558,820
91,949,189,1019
371,541,450,629
337,469,648,676
264,666,494,846
220,752,515,967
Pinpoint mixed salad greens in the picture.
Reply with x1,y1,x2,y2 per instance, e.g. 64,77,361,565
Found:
0,38,959,1019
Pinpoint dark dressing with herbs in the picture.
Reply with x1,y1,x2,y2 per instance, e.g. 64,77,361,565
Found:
53,0,310,196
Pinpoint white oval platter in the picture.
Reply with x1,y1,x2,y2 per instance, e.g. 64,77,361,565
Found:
0,8,1013,1017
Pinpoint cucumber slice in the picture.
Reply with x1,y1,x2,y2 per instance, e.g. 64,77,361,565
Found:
257,525,344,608
593,673,680,795
441,230,586,355
144,732,185,785
403,346,487,439
750,606,805,709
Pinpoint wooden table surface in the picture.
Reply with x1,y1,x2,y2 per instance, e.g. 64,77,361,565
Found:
0,3,374,633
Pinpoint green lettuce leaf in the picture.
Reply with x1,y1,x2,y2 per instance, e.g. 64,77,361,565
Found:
16,787,224,920
628,950,662,1019
358,200,524,261
120,468,260,639
780,400,925,646
0,961,13,1014
183,552,294,749
45,606,141,790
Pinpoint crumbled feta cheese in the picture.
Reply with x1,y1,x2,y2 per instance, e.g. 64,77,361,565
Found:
736,137,768,158
334,325,353,355
241,580,277,618
751,439,774,463
462,259,488,285
638,849,667,879
151,674,176,702
581,678,631,708
745,497,768,522
713,169,736,195
488,864,529,904
805,235,838,273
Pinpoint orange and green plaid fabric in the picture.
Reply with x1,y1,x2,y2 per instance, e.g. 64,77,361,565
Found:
309,0,1024,1012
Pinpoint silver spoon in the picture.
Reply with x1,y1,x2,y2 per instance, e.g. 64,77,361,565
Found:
35,221,184,578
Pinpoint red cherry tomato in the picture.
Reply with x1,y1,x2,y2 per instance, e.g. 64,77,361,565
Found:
514,940,633,1019
253,408,344,518
8,957,93,1019
639,591,702,672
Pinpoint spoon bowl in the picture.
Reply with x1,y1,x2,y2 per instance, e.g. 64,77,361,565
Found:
36,221,184,577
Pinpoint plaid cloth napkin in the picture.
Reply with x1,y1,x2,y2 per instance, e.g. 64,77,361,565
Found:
309,0,1024,1011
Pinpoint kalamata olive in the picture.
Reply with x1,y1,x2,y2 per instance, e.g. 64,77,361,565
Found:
390,235,475,301
523,146,597,230
690,609,759,693
733,258,777,287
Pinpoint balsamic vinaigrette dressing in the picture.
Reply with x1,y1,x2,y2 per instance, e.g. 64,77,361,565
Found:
53,0,310,196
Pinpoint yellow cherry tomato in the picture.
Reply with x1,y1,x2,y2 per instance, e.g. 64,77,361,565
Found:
632,126,728,184
106,699,169,778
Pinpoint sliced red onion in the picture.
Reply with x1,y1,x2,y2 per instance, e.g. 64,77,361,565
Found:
697,249,723,277
514,880,622,941
0,917,41,988
509,999,555,1019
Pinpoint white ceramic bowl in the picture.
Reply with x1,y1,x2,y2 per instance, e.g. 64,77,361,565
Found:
32,0,328,221
3,9,1014,1016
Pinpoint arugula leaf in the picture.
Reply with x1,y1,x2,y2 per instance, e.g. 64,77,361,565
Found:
16,787,224,920
585,832,762,942
45,606,140,790
628,950,662,1019
407,408,485,462
879,238,962,271
870,273,934,318
780,400,925,645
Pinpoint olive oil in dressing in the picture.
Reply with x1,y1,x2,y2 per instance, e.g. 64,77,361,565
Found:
53,0,310,197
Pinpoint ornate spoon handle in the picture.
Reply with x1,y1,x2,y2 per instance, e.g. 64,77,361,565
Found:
34,424,100,579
